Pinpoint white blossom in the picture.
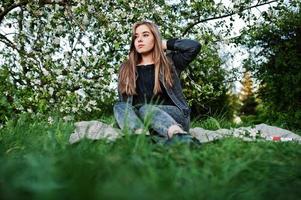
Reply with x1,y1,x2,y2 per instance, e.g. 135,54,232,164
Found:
75,88,86,97
89,100,97,106
120,34,128,41
17,105,24,111
233,115,242,124
44,54,51,61
63,115,73,122
57,25,64,33
42,68,49,76
83,14,89,26
107,67,114,74
109,22,118,29
34,79,41,85
86,106,92,112
70,59,76,67
53,37,60,45
49,87,54,96
94,83,101,87
25,72,31,78
67,79,73,86
48,116,54,124
87,73,93,78
128,14,134,20
72,74,80,81
88,5,94,13
82,55,89,64
72,107,78,113
54,69,62,75
79,67,86,73
129,2,135,8
34,10,43,16
64,10,68,16
57,75,65,82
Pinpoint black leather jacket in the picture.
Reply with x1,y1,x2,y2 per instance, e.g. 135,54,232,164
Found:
118,38,201,117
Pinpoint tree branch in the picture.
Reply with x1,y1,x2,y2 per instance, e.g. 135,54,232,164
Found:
0,0,76,56
182,0,278,37
0,1,29,24
0,33,18,50
0,0,75,25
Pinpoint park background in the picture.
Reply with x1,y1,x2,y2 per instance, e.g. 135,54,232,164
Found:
0,0,301,199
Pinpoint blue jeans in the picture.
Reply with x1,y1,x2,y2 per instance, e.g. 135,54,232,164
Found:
113,102,190,138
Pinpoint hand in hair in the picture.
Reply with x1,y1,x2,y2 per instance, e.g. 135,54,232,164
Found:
162,40,167,50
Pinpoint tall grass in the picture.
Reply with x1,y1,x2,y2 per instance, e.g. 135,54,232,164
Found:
0,115,300,200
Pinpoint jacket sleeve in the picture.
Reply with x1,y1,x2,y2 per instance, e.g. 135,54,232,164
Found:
166,38,201,72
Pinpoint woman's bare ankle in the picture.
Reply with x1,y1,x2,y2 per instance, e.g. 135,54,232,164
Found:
167,125,185,138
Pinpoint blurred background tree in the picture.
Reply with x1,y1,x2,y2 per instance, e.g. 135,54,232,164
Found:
238,1,301,128
239,69,257,116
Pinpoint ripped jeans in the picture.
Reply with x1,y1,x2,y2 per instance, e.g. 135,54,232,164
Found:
113,102,190,138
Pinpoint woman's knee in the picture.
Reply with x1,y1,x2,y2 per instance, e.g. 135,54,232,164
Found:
138,104,149,113
113,102,128,113
138,104,158,117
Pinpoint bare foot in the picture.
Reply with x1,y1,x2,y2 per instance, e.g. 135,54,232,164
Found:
167,125,186,138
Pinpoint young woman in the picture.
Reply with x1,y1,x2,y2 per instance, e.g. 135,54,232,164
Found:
113,21,201,144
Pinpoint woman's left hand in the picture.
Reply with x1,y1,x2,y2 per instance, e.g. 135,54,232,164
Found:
162,40,167,50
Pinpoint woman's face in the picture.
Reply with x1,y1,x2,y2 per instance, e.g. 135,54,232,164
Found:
134,24,155,55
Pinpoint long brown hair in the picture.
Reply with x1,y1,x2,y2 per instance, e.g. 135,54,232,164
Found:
118,21,173,96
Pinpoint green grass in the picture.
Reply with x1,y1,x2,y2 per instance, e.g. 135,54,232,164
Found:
0,115,301,200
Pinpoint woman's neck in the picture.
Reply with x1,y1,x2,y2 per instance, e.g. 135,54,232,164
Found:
138,52,154,65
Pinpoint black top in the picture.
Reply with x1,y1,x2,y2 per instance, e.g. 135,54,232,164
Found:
133,64,174,107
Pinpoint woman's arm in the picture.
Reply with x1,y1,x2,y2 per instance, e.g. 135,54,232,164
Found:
163,38,201,71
